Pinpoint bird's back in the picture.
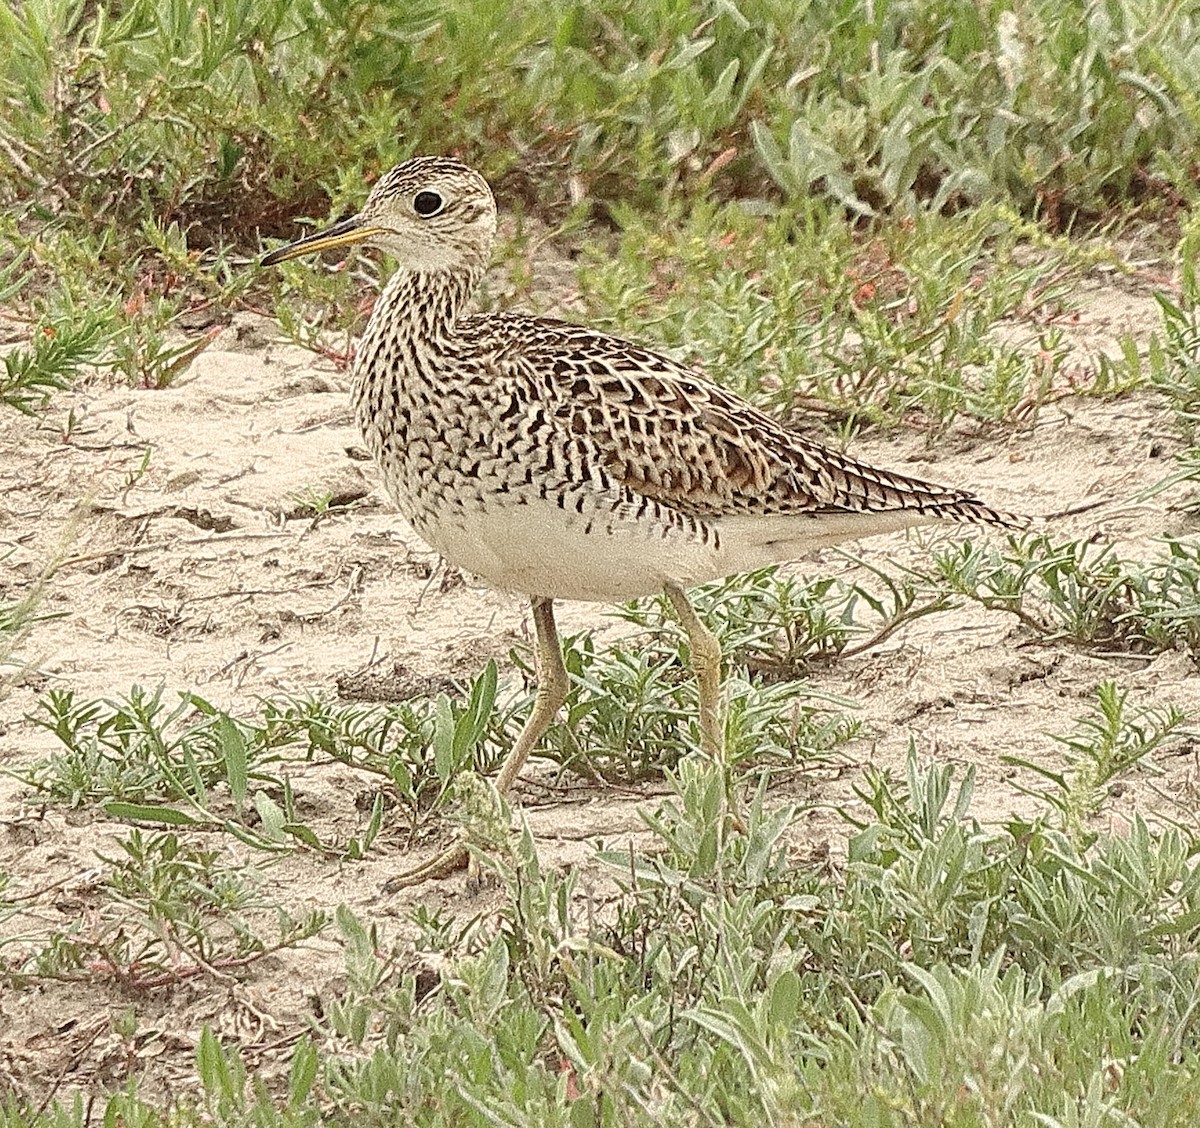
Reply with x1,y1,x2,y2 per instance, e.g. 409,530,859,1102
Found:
461,311,1022,524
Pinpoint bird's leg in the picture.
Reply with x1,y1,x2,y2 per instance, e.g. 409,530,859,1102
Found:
494,597,569,792
663,582,744,831
663,582,723,762
384,597,567,891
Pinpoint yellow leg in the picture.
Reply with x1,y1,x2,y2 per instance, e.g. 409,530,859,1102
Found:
495,598,568,794
664,582,745,832
384,597,567,892
663,582,723,762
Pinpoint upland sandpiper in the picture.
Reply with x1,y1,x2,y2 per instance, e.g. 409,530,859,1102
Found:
263,156,1023,887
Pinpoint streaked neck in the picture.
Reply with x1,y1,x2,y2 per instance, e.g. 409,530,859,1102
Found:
350,264,484,435
362,265,482,357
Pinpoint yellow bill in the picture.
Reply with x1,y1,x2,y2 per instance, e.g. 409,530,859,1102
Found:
260,216,384,266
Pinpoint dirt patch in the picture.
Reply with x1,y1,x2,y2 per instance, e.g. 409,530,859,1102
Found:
1,271,1197,1103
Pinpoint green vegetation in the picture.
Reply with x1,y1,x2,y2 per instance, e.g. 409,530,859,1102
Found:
6,736,1200,1124
578,199,1097,428
923,533,1200,657
4,0,1200,1122
5,828,325,990
5,581,1200,1121
11,604,857,823
3,0,1200,417
5,0,1200,234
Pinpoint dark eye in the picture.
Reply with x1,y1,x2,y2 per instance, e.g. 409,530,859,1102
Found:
413,190,443,217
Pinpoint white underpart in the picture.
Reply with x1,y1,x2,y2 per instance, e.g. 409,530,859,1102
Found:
417,502,939,602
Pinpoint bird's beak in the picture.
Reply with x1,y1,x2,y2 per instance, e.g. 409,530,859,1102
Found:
260,215,385,266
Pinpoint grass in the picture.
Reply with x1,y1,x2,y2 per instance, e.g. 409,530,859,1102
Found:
5,0,1200,234
6,741,1200,1124
0,303,110,413
3,0,1200,1121
4,828,326,991
10,597,859,823
1,0,1199,422
1149,290,1200,440
921,533,1200,658
30,525,1195,832
1140,446,1200,513
1005,680,1186,840
576,196,1102,429
4,538,1199,1117
3,581,1198,1119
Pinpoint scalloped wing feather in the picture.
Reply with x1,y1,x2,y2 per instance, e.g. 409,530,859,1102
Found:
469,313,1026,529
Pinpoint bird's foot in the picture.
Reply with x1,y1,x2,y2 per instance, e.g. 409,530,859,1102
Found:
382,773,515,893
381,839,469,893
382,837,514,893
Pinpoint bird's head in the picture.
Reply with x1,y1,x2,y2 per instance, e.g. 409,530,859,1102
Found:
261,156,497,272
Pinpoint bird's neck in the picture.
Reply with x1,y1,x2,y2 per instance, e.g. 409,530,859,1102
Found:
350,264,484,450
360,265,482,362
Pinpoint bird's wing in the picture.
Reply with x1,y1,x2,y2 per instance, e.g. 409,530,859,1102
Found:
476,315,1023,527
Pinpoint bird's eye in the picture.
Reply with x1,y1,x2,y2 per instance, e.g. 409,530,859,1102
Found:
413,190,444,217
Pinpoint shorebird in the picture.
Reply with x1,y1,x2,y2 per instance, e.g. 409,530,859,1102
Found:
262,156,1023,887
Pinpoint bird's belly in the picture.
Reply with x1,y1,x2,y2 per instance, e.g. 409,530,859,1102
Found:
408,496,724,602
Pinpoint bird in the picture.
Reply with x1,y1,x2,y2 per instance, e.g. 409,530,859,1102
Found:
261,155,1025,887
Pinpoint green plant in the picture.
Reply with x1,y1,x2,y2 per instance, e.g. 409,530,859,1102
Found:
1138,446,1200,513
532,622,857,783
1005,681,1186,840
3,829,325,990
19,687,271,810
0,314,109,413
1150,292,1200,439
923,533,1200,658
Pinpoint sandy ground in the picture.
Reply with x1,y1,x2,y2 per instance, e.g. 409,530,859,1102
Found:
0,261,1197,1102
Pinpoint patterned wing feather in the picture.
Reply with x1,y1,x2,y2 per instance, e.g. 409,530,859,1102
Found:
478,315,1024,528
